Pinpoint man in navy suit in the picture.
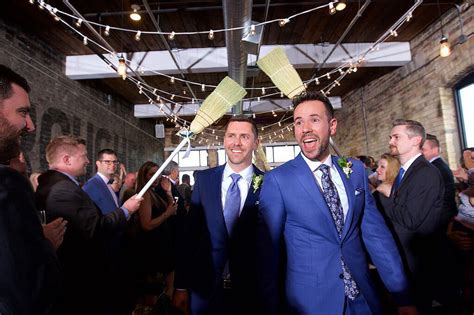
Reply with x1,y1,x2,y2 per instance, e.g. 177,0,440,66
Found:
257,91,416,315
173,115,264,315
83,149,121,214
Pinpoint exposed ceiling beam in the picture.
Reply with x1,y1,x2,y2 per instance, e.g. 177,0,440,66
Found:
65,42,411,80
134,97,342,118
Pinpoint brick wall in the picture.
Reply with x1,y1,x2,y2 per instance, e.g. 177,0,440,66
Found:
0,19,164,177
334,4,473,168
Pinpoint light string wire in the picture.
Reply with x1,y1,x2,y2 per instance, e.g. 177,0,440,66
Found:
34,0,422,145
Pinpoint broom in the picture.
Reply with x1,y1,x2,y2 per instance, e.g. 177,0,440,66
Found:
257,47,306,98
137,76,247,198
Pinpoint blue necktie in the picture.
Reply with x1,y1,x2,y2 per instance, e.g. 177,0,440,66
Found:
223,173,241,236
394,167,405,190
319,164,359,300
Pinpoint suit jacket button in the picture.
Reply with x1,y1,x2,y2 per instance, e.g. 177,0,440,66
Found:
339,273,344,279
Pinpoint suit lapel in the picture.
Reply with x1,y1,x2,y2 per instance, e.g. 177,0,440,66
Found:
95,174,118,207
332,156,355,240
292,154,340,241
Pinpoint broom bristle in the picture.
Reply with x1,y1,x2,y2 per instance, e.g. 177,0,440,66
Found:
257,47,305,98
190,76,246,134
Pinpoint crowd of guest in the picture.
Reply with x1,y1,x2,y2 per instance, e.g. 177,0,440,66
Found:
1,63,473,315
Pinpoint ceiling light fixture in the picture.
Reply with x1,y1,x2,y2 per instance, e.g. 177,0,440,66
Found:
129,4,141,21
335,1,346,11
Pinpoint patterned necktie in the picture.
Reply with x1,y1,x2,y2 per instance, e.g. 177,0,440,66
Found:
319,164,359,300
223,173,241,236
394,167,405,190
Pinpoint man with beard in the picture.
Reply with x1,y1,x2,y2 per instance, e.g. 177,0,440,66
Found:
257,91,416,315
172,115,264,315
386,119,444,314
0,65,63,314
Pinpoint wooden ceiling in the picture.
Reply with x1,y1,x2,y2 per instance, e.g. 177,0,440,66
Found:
0,0,460,127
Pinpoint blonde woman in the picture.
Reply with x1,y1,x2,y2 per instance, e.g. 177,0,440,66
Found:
373,153,401,213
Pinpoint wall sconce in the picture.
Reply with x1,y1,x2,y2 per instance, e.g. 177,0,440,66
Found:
130,4,141,21
439,35,451,57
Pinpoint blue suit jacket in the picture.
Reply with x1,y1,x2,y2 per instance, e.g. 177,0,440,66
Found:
175,164,264,314
83,174,119,215
257,154,411,315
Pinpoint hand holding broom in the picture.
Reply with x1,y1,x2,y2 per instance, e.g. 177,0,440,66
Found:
137,76,247,198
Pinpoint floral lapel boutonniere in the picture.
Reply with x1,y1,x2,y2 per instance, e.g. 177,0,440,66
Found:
252,174,264,193
337,156,353,179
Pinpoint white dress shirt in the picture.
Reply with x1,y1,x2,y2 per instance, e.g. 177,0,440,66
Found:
301,154,349,219
221,164,253,215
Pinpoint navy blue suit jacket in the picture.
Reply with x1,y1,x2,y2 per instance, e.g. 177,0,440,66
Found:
175,164,264,314
83,174,119,214
257,155,411,315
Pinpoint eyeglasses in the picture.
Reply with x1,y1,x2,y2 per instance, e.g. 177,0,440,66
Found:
100,160,119,165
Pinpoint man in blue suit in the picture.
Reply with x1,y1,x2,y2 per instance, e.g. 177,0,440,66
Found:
83,149,121,214
173,115,264,315
257,91,416,315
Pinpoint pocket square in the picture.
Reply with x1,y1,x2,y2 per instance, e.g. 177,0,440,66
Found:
355,188,363,196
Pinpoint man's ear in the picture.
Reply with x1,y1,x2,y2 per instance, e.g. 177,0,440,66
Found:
63,154,71,166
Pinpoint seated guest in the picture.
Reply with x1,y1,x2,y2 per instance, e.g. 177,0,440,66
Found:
35,135,142,315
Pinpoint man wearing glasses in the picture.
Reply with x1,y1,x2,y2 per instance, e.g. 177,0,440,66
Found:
83,149,122,215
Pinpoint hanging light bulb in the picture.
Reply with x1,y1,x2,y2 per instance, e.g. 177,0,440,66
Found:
261,87,266,95
272,110,277,117
75,18,82,28
335,1,347,11
169,31,175,40
280,91,284,98
83,36,88,45
170,76,175,84
326,73,331,79
329,2,336,15
279,19,289,27
208,30,214,40
257,96,261,102
250,25,256,36
135,30,141,41
130,4,141,21
252,112,256,119
171,94,175,100
315,78,320,85
406,12,413,22
104,25,110,36
201,84,205,92
439,35,451,57
117,56,127,79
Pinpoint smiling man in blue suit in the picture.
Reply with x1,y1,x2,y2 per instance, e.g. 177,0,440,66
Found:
257,91,417,315
173,115,264,315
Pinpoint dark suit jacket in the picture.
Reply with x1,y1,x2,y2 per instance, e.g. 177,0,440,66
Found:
35,170,127,314
0,166,61,315
174,164,264,315
431,157,457,224
386,155,444,273
257,155,410,315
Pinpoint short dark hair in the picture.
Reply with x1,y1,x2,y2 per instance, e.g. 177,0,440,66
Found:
225,115,258,139
392,119,426,148
0,65,31,102
425,133,440,148
97,148,116,160
182,174,190,182
356,155,371,168
292,90,334,119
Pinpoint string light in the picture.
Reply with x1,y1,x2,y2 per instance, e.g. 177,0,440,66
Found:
261,87,266,95
406,12,413,22
208,30,214,40
201,84,205,92
169,31,175,40
29,0,34,4
326,73,331,79
171,94,175,100
83,36,88,45
135,30,141,41
75,18,82,28
280,91,284,98
250,25,256,36
117,56,127,79
315,78,320,85
329,2,336,15
104,25,110,36
279,19,289,27
390,30,398,37
170,76,175,84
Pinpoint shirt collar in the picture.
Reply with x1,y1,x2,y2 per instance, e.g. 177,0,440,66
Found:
223,163,254,184
402,152,422,171
97,172,110,184
54,170,80,186
429,155,440,163
301,153,333,172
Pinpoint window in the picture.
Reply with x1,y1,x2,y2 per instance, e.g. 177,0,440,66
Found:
171,149,208,186
455,73,474,148
265,144,300,168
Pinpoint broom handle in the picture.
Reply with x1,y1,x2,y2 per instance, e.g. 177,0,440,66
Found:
136,138,189,199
